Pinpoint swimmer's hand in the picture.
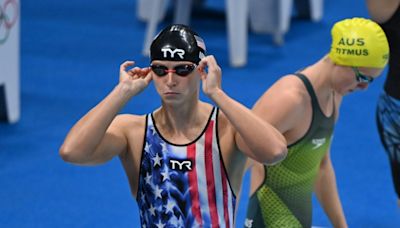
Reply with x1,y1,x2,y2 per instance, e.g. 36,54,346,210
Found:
119,61,152,97
198,55,222,98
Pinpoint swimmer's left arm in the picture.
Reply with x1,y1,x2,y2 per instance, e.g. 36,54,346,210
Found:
315,150,348,228
197,55,287,165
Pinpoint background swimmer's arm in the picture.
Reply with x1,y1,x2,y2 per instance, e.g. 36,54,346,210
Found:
59,61,152,165
238,76,308,163
315,150,348,228
314,90,346,226
366,0,400,23
251,77,307,136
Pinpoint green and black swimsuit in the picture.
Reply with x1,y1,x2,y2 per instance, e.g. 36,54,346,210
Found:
245,73,335,228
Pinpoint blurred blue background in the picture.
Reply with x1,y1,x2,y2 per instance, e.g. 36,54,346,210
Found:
1,0,399,227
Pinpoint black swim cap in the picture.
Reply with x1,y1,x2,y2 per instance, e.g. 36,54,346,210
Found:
150,24,207,64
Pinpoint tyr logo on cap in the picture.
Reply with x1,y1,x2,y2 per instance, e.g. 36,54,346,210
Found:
161,48,185,59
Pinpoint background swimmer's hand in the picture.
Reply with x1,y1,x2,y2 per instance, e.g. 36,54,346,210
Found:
119,61,152,96
198,55,222,98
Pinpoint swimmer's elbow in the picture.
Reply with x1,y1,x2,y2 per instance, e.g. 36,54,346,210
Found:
59,143,90,164
59,144,77,163
264,144,288,165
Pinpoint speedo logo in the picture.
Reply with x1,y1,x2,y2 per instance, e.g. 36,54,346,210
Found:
244,218,253,228
312,138,326,149
161,48,185,59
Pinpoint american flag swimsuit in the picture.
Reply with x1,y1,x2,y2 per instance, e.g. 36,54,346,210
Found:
137,107,236,228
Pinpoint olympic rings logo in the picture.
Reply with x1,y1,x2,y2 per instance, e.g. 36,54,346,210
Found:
0,0,19,45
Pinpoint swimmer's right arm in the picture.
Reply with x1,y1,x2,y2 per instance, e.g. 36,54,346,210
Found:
59,61,152,165
252,76,306,136
365,0,400,24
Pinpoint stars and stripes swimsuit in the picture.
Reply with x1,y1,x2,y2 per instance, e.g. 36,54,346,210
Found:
137,107,236,228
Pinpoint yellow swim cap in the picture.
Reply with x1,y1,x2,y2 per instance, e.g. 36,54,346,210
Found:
329,17,389,68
